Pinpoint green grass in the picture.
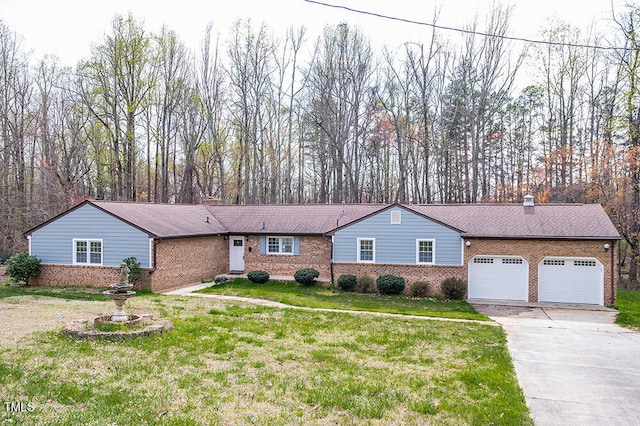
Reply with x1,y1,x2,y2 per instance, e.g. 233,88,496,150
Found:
0,293,531,425
0,285,108,301
0,283,155,301
616,289,640,328
196,278,489,321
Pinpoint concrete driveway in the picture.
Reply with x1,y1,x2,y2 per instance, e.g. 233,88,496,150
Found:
472,303,640,425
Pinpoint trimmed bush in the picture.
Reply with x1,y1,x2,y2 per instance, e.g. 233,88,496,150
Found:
376,274,405,295
247,270,270,283
122,257,142,283
214,275,229,284
294,268,319,286
337,274,357,291
441,277,467,300
5,252,41,286
409,281,432,298
356,274,375,293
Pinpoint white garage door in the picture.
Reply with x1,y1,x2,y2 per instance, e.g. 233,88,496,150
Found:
468,256,529,301
538,257,603,305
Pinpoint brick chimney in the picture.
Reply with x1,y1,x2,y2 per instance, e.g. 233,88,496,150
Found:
203,197,222,206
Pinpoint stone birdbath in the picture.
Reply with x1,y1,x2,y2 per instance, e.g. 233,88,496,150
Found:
103,262,136,322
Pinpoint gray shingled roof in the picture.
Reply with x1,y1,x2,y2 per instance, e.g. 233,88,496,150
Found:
204,204,383,235
409,203,620,239
38,200,618,240
92,201,227,238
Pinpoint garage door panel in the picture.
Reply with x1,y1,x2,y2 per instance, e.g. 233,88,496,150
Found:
538,258,603,305
469,256,528,301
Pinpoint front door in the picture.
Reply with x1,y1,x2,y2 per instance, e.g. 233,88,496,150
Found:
229,236,245,272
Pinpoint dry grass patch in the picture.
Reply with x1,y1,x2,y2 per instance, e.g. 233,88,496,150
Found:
0,291,531,425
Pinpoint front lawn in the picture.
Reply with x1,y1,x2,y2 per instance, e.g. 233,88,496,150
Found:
0,290,530,425
196,278,489,321
616,289,640,329
0,284,152,301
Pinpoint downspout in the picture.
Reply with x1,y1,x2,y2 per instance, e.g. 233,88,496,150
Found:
611,239,616,307
151,239,160,273
323,234,335,285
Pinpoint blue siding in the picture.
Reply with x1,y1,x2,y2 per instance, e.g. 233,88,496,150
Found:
333,208,462,265
30,204,151,267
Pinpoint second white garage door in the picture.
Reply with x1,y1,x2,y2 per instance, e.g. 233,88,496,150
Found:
538,257,603,305
468,256,529,301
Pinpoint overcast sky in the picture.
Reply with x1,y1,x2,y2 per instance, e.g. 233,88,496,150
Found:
0,0,630,67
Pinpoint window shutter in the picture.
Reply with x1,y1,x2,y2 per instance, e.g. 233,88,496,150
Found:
259,236,266,254
294,236,300,255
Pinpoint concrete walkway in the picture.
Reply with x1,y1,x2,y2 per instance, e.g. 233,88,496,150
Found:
472,303,640,426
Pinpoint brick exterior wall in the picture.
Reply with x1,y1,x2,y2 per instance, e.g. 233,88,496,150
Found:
31,264,152,289
149,236,228,293
243,236,332,278
463,238,617,306
332,262,465,296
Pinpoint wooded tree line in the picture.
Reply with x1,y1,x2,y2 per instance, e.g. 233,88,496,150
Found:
2,5,640,278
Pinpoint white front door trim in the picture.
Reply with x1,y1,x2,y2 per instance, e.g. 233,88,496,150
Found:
229,236,245,271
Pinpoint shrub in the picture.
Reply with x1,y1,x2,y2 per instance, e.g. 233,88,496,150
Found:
214,275,229,284
247,270,270,283
376,274,405,295
409,281,432,298
5,252,41,286
441,277,467,300
337,274,357,291
294,268,319,286
122,257,142,283
356,274,376,293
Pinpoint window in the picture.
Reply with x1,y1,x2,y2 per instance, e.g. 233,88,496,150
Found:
357,238,375,262
267,236,294,254
543,259,565,266
474,258,494,264
502,258,523,264
73,239,102,265
574,260,596,267
391,210,401,224
416,239,434,264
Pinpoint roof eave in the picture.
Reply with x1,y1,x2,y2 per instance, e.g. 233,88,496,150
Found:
462,234,622,240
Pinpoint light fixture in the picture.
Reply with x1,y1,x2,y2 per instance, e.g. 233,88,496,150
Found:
604,243,610,252
245,235,249,241
465,241,471,247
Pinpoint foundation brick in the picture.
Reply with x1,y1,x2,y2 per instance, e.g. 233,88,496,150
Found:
332,262,465,296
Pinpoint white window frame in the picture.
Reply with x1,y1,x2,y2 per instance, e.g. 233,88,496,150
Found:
266,236,295,255
357,238,375,263
73,239,103,265
416,239,435,264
